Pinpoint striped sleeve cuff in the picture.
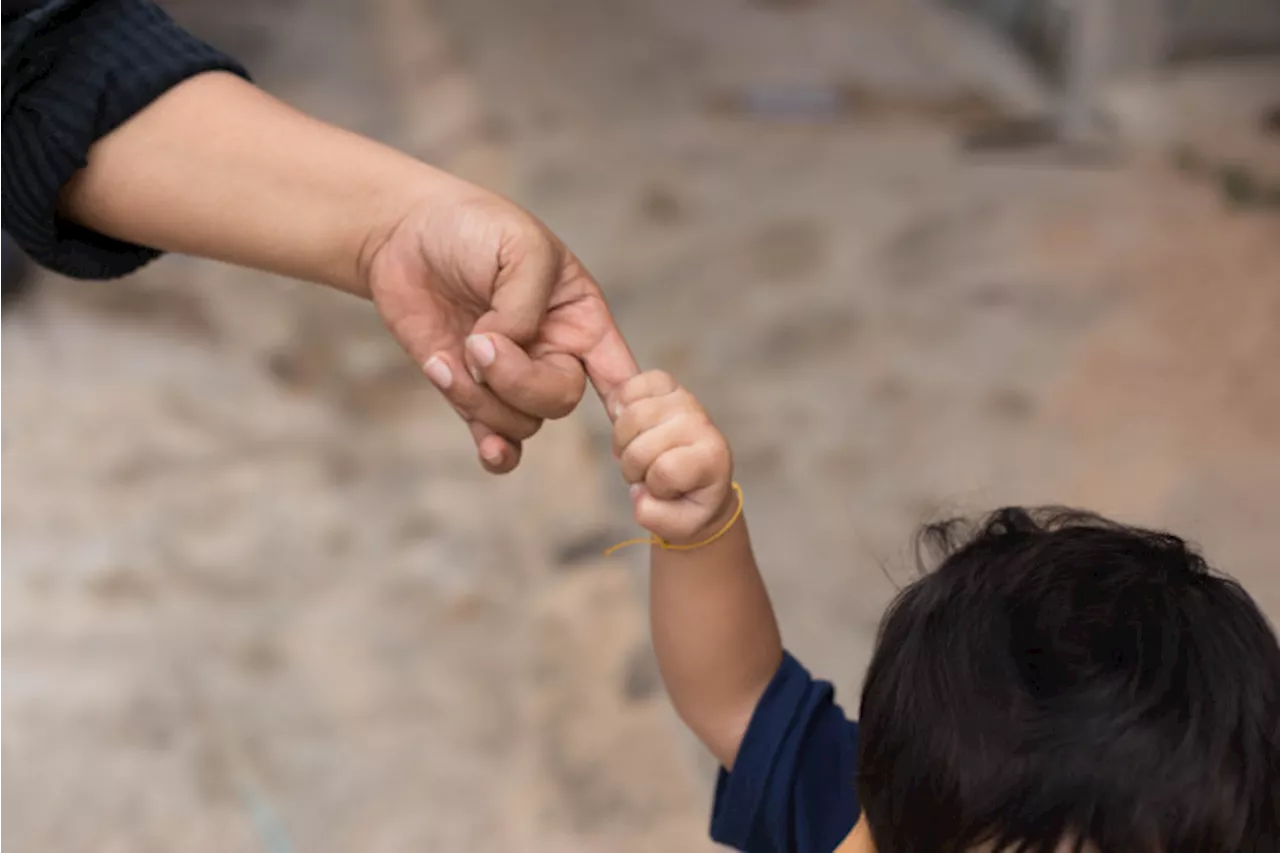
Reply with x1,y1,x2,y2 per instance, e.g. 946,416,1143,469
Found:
2,0,249,279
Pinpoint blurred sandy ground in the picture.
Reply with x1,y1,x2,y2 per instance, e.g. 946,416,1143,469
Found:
3,1,1278,850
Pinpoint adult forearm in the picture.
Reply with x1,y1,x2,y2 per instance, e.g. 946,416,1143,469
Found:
650,516,783,769
59,71,448,296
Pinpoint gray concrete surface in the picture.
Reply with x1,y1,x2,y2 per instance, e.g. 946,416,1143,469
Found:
4,1,1278,850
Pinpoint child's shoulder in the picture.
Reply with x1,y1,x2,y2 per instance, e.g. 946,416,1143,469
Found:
711,652,860,853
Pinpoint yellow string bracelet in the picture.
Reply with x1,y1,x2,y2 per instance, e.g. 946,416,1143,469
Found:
605,482,744,557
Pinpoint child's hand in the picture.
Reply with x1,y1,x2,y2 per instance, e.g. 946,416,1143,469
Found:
611,371,734,545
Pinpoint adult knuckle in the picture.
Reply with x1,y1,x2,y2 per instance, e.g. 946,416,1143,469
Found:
554,382,583,418
491,375,535,410
556,380,579,409
445,383,482,415
503,414,542,441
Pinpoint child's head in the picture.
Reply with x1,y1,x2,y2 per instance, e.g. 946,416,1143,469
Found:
856,508,1280,853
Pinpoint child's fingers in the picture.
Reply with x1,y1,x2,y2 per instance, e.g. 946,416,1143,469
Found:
618,414,699,484
613,396,681,457
608,370,679,421
633,487,710,543
644,445,713,500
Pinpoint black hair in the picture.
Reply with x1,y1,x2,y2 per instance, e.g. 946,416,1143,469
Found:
856,507,1280,853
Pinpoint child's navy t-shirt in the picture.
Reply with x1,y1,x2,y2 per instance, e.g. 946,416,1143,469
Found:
709,652,860,853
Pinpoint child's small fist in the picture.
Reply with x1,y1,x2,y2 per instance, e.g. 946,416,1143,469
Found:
610,371,734,545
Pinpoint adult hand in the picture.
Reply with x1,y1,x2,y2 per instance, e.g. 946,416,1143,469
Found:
365,177,639,473
53,72,637,470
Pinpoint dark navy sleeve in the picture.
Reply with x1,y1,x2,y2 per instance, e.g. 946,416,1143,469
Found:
710,651,860,853
2,0,249,279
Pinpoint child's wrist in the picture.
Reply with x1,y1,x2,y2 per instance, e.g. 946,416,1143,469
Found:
666,481,741,547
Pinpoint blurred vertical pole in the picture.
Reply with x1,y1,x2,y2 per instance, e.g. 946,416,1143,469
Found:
1110,0,1165,76
956,0,1175,154
1058,0,1113,147
1058,0,1166,149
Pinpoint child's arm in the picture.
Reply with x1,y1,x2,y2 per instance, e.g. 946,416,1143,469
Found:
612,371,783,769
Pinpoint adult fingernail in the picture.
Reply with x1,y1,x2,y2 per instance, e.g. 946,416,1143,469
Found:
613,401,624,420
483,444,504,464
424,356,453,389
629,483,644,500
466,334,496,367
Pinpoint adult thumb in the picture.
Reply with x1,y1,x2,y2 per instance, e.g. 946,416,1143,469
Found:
476,230,559,345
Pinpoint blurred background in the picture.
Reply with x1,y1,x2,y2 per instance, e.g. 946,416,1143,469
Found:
2,1,1278,850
